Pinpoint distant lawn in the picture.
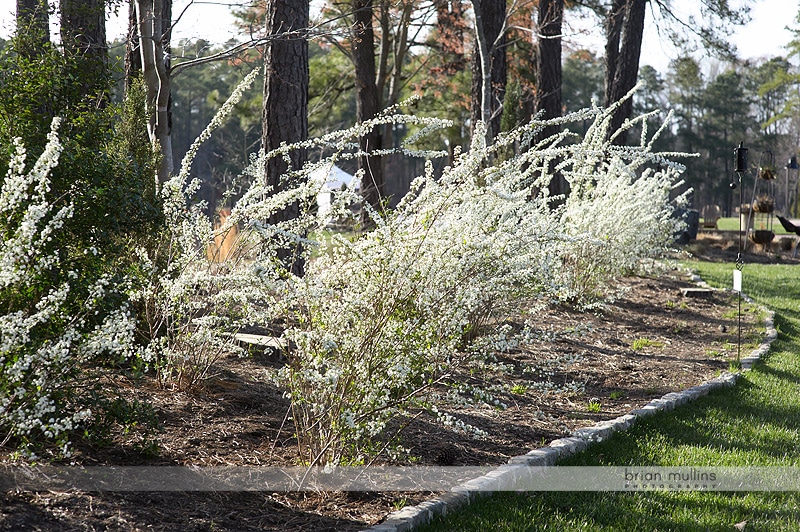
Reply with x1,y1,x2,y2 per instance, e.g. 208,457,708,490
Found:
417,261,800,531
712,217,792,234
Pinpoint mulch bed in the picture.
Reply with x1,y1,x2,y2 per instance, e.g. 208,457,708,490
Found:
0,232,781,531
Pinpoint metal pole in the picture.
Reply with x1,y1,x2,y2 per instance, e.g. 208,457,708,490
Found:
737,171,742,367
733,142,748,368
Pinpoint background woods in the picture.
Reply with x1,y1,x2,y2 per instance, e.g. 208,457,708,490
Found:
129,0,800,215
3,0,780,217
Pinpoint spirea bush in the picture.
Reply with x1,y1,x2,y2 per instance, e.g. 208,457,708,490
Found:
0,120,138,456
128,67,264,389
273,134,565,465
557,103,688,302
192,96,684,466
135,81,456,391
146,74,688,465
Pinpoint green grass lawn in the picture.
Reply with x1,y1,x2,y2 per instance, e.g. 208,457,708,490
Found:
713,217,793,234
417,261,800,531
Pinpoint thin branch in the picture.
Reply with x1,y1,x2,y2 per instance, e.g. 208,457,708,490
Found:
171,10,355,77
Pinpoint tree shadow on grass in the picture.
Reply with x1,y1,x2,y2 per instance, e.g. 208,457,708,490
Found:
559,379,800,467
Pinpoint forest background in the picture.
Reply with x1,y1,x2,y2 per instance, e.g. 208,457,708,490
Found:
4,0,800,218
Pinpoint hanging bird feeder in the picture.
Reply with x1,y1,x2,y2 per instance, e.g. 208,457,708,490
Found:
747,151,776,247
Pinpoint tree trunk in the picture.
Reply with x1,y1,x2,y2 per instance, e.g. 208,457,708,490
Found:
352,0,384,220
470,0,506,144
262,0,309,276
60,0,107,64
604,0,646,145
603,0,625,108
534,0,563,128
534,0,566,199
60,0,108,107
134,0,174,184
15,0,49,56
125,0,142,94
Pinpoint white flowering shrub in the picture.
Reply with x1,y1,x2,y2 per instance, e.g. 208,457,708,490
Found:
269,127,565,465
556,101,688,302
137,71,688,465
0,119,138,456
127,67,265,389
134,83,454,391
225,97,687,466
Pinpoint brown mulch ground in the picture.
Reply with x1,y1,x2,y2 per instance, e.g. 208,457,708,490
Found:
0,231,787,531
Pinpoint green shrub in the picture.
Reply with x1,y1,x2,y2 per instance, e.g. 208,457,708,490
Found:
0,32,161,458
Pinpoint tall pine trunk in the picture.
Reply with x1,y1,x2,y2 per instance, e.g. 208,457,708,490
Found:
262,0,309,275
60,0,108,107
604,0,646,145
352,0,384,222
16,0,50,57
60,0,107,63
534,0,566,199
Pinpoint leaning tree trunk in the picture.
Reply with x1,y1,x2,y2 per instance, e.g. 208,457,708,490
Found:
262,0,309,276
352,0,384,221
604,0,646,145
470,0,506,144
534,0,566,200
134,0,174,184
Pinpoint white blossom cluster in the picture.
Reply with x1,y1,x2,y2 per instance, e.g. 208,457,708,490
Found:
447,382,508,410
433,408,489,440
0,121,138,455
471,324,520,354
528,379,587,397
515,350,587,396
0,120,72,290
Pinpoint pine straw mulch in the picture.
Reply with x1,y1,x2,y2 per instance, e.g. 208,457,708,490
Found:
0,232,784,531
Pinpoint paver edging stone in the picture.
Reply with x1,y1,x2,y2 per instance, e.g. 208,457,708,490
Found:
360,283,776,532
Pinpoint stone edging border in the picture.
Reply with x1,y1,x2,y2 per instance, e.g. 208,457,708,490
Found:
361,275,778,532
